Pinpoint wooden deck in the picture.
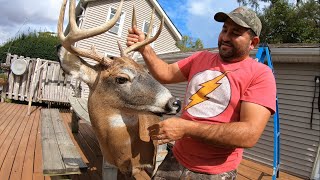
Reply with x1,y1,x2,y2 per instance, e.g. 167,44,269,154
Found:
0,102,303,180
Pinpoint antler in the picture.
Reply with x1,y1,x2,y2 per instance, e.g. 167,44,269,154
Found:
58,0,124,66
119,6,164,57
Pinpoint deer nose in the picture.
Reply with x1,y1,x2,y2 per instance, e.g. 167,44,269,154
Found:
173,98,181,113
166,97,181,114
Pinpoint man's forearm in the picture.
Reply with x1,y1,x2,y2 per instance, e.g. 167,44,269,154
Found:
139,45,171,83
184,120,259,148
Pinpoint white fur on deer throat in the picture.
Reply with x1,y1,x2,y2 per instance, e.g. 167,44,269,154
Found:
109,114,138,128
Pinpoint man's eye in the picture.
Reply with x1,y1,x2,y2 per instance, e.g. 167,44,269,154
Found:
233,31,241,35
115,77,129,84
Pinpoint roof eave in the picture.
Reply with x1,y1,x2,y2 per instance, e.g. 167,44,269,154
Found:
149,0,182,41
145,47,320,64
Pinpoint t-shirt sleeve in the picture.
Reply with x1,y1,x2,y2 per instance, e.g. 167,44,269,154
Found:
177,51,204,79
241,66,277,114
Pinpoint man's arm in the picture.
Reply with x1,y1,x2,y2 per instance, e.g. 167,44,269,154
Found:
127,26,186,84
149,102,271,148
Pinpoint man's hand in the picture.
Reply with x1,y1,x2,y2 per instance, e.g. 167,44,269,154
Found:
148,102,271,148
148,117,192,145
126,25,147,53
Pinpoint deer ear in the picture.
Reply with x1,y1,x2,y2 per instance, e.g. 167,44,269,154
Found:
57,45,98,85
138,113,161,142
139,115,151,142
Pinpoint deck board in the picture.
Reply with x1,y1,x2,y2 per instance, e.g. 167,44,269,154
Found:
60,111,89,164
9,106,37,180
0,103,28,179
0,102,304,180
22,107,40,180
0,103,22,135
34,108,45,180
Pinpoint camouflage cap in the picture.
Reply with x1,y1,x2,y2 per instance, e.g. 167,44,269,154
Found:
214,6,262,36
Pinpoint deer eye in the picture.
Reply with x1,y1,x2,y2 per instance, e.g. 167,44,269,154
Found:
115,77,129,84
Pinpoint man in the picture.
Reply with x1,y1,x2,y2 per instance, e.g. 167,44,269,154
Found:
127,6,276,180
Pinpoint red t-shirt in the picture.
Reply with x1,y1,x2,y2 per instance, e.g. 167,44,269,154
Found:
173,51,276,174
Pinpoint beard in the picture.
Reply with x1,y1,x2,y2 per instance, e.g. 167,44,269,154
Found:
218,40,250,62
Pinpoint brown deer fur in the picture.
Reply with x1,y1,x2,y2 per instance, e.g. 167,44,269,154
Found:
57,49,179,179
57,1,179,178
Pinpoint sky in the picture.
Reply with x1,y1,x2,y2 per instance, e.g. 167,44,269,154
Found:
0,0,270,48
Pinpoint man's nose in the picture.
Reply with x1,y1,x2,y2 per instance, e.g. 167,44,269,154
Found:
222,31,231,42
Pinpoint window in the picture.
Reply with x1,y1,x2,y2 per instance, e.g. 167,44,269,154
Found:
107,7,125,36
104,52,117,59
142,21,157,36
142,21,157,48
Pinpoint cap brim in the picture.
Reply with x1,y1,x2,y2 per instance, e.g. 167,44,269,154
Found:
214,12,251,29
214,12,229,22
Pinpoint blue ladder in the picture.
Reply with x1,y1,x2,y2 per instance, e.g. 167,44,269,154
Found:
255,44,280,180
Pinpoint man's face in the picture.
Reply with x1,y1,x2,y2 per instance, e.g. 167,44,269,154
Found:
218,18,253,62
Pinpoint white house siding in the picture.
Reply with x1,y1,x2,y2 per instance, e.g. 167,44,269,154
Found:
244,62,320,179
75,0,180,99
77,0,179,62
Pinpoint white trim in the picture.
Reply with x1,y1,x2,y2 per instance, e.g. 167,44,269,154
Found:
104,51,118,58
106,6,126,38
311,145,320,180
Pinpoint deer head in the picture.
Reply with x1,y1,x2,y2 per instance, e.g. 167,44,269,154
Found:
57,0,180,178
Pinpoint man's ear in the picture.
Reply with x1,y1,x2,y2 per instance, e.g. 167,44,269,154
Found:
250,37,260,50
57,45,98,86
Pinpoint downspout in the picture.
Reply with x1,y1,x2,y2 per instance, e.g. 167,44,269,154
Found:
311,143,320,180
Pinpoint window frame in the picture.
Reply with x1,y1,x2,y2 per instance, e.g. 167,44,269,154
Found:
142,20,157,48
104,52,118,59
106,6,126,37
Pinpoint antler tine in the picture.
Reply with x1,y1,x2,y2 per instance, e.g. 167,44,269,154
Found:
57,0,68,43
57,0,124,66
132,4,137,27
123,6,164,56
146,8,155,39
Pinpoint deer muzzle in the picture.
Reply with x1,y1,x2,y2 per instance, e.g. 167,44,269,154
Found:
165,97,181,115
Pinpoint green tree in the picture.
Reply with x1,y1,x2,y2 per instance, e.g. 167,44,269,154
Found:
259,0,320,43
237,0,298,9
236,0,320,10
0,30,60,63
176,35,204,52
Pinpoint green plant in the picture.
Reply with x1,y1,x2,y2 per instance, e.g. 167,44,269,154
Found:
0,73,8,85
0,73,8,79
0,30,60,63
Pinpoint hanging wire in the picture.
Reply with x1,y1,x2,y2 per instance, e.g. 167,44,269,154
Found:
6,18,29,54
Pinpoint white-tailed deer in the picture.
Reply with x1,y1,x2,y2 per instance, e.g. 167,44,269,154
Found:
56,0,181,179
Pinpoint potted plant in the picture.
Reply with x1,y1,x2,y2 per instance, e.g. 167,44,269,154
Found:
0,73,8,85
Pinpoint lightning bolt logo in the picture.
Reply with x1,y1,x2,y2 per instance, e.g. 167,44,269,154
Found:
185,71,229,110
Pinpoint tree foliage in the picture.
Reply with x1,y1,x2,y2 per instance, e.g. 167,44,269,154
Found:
0,31,60,63
259,0,320,43
176,35,204,52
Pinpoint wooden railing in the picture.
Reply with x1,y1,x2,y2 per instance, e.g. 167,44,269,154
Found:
0,53,75,104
